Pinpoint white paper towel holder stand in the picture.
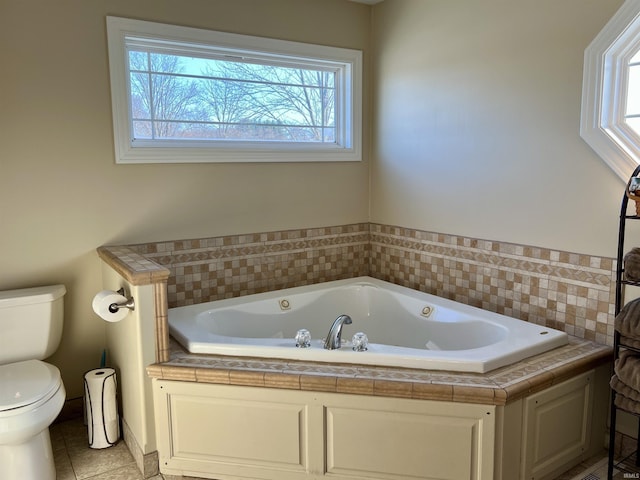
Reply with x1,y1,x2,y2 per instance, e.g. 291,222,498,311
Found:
108,288,135,313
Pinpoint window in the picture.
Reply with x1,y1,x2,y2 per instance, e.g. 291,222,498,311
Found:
581,1,640,180
106,17,362,163
626,50,640,138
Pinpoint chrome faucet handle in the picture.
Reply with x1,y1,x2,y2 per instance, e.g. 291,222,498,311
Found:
352,332,369,351
295,329,311,348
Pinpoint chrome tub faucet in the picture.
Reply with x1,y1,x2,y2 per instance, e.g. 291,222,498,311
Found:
324,314,352,350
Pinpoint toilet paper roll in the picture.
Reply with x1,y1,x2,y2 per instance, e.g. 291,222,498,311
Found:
92,290,129,322
84,368,119,448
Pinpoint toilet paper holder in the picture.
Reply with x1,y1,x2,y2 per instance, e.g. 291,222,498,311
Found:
108,288,135,313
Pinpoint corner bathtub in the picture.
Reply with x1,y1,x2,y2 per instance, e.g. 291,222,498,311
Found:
168,276,568,373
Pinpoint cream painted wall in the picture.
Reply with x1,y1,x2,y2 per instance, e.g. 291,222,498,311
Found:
0,0,371,397
370,0,625,258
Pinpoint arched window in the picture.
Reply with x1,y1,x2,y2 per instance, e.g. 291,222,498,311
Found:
581,0,640,180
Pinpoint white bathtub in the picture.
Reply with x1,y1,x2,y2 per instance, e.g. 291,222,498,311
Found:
168,277,568,373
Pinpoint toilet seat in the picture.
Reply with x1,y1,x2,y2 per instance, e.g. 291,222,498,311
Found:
0,360,62,415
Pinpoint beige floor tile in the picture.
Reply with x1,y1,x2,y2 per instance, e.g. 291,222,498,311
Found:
163,474,217,480
50,423,67,452
59,417,88,435
68,441,136,479
82,463,145,480
53,447,76,480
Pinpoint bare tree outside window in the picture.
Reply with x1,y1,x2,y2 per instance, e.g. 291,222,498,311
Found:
129,52,200,139
237,64,336,142
198,65,254,139
128,50,336,143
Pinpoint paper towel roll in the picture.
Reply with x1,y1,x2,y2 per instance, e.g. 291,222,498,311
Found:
84,368,119,448
92,290,129,322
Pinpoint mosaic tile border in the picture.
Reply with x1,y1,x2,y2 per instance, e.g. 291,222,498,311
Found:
368,223,616,346
146,337,611,406
106,221,618,346
127,224,370,308
97,245,170,286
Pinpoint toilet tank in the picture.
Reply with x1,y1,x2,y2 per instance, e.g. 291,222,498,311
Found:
0,284,66,365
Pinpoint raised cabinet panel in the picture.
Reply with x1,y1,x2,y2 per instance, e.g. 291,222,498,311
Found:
153,380,496,480
154,382,320,479
152,369,607,480
521,370,593,480
170,396,306,466
493,399,523,480
326,406,487,479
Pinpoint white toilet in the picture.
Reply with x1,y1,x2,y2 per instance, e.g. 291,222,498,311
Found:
0,284,67,480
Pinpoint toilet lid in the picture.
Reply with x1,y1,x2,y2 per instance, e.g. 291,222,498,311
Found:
0,360,61,411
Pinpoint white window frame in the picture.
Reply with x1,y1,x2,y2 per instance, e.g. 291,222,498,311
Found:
581,0,640,180
106,16,362,164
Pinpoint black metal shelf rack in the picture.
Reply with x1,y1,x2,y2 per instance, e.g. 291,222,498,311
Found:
608,164,640,479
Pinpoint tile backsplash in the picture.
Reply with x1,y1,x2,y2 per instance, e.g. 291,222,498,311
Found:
128,223,370,307
125,222,616,345
369,224,615,345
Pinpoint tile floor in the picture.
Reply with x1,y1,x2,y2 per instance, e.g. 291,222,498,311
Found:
52,417,636,480
554,452,638,480
52,418,163,480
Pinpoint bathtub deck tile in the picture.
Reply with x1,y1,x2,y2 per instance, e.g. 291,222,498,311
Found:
544,341,600,366
492,388,508,405
351,367,401,381
195,368,230,384
300,374,337,392
487,362,549,386
161,366,196,381
498,381,534,403
283,363,359,378
353,367,432,383
336,377,374,395
373,379,413,398
523,350,572,371
347,366,388,379
174,355,287,373
264,372,301,390
451,385,496,404
157,348,170,364
229,370,265,386
147,336,612,406
411,382,453,402
246,360,291,371
427,373,493,387
146,364,163,378
524,370,555,395
548,355,600,385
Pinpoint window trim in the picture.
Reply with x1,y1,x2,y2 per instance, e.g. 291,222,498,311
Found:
581,1,640,180
106,16,362,164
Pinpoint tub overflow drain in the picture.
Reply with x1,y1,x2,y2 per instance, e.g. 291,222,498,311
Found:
279,299,291,310
421,306,433,317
